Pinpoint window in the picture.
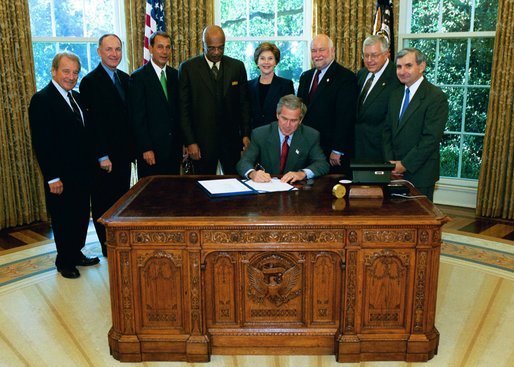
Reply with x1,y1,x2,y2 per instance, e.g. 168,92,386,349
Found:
399,0,497,180
28,0,125,91
215,0,312,88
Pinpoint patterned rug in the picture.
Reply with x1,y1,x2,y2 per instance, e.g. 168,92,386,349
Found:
1,231,513,288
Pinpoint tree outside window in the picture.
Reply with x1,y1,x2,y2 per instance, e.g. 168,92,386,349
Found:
216,0,311,88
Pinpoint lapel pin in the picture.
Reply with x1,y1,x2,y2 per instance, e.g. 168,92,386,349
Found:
295,149,300,154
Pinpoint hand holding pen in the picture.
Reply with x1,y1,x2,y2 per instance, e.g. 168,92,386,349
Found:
249,163,272,182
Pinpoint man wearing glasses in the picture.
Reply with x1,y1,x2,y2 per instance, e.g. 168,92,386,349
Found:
355,35,401,161
178,25,251,175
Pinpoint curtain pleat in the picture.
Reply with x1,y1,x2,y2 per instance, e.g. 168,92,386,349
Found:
0,0,47,229
476,0,514,219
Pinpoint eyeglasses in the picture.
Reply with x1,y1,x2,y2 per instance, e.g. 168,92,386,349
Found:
362,51,386,61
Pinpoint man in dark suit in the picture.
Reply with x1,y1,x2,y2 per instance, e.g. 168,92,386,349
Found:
80,34,134,257
383,48,448,201
129,31,182,178
297,34,358,176
179,25,250,175
237,95,329,183
355,35,401,161
29,51,99,279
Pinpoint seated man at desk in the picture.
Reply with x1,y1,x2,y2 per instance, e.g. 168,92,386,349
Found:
237,94,329,183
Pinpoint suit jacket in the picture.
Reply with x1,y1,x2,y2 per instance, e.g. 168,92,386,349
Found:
297,61,358,157
355,60,401,161
79,63,134,163
29,82,92,184
248,74,294,129
236,121,330,177
383,78,448,188
128,62,181,160
178,55,250,158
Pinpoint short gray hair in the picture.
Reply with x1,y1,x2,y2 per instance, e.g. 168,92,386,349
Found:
363,35,389,53
396,47,426,65
276,94,307,119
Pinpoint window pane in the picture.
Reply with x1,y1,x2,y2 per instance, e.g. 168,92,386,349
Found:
32,42,58,91
250,0,275,37
440,133,461,177
465,87,489,134
442,0,471,32
277,0,304,37
441,86,464,132
55,1,84,37
85,0,116,37
28,0,53,37
220,0,247,37
469,38,493,85
411,0,440,33
461,135,483,179
474,0,498,31
437,39,467,85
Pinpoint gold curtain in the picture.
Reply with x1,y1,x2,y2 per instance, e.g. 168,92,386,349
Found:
313,0,399,71
0,0,47,229
476,0,514,219
124,0,213,72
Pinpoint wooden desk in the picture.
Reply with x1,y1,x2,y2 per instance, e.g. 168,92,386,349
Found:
100,175,448,363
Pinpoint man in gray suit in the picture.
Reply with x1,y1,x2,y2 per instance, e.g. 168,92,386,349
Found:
237,94,329,184
355,35,401,161
383,48,448,201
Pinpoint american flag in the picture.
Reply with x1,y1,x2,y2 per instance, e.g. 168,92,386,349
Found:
372,0,394,55
143,0,166,64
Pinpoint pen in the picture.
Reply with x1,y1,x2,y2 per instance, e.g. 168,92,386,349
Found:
255,162,265,171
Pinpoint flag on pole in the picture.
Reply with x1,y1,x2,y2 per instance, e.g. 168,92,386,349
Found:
144,0,166,64
372,0,394,55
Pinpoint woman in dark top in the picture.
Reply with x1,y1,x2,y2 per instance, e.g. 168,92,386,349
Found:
248,42,295,129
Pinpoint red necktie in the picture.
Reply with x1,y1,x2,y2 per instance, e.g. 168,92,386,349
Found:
308,69,320,101
280,135,289,174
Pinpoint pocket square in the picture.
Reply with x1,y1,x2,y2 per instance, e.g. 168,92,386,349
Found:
232,81,239,86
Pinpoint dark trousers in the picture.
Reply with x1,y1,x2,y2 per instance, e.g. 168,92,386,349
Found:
91,161,132,255
137,154,180,178
45,180,90,269
192,147,240,175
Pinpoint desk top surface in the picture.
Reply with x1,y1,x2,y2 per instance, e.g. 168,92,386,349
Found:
101,175,448,226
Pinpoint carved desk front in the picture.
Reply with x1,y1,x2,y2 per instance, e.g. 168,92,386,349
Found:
100,175,448,363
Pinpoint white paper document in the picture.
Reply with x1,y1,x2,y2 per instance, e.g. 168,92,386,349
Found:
197,178,254,197
244,178,295,193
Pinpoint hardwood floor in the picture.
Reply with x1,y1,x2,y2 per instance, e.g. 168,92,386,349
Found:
1,205,513,254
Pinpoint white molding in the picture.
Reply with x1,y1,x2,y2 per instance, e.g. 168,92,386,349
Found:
434,180,477,208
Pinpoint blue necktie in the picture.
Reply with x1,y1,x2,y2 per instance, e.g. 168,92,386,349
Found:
399,87,410,120
113,71,125,102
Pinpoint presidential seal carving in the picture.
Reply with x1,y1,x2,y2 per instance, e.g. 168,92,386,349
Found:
247,254,302,307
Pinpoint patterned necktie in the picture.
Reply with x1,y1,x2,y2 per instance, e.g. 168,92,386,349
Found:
212,63,219,80
399,87,410,121
308,69,320,101
160,70,168,99
359,73,375,106
67,92,83,125
113,71,125,102
279,135,290,174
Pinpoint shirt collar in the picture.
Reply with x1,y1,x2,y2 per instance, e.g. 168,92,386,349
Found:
100,62,116,80
406,75,424,97
204,55,220,70
150,59,166,78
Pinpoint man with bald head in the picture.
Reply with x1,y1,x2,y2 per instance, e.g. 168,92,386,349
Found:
178,25,250,174
297,34,358,176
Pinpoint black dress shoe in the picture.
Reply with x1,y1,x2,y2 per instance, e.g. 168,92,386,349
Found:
76,256,100,266
57,266,80,279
